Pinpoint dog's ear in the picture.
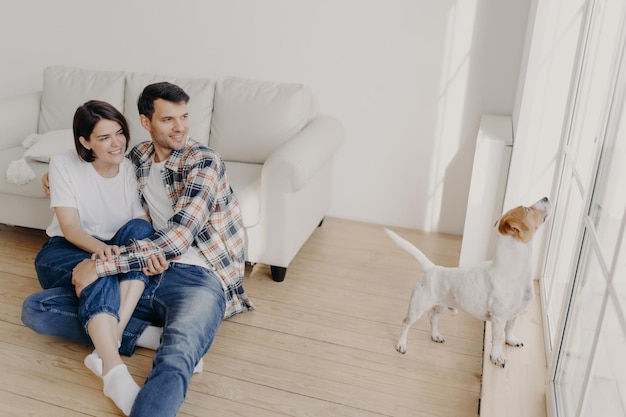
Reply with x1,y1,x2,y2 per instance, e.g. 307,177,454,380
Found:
498,211,532,242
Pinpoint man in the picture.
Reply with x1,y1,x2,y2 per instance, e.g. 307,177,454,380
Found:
30,82,254,416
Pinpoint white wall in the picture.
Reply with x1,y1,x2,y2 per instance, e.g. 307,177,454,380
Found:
0,0,530,234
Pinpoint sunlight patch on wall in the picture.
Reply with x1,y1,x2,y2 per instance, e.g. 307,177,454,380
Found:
424,0,477,232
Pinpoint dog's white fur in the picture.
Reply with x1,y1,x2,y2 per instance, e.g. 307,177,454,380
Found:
387,197,551,367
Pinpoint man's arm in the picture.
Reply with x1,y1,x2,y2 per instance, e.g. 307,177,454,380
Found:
72,259,98,297
72,253,169,297
94,149,221,277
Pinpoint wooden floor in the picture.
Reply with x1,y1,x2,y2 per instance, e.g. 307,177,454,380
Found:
0,217,485,417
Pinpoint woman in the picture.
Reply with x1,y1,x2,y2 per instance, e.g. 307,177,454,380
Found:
33,100,160,415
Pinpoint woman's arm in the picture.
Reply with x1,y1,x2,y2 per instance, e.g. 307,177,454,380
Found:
55,206,117,257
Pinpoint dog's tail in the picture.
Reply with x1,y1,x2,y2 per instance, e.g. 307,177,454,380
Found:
385,228,435,271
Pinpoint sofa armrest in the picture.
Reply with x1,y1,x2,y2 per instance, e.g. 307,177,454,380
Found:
0,92,41,149
263,114,344,192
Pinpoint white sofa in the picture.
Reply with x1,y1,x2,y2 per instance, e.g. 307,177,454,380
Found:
0,66,344,282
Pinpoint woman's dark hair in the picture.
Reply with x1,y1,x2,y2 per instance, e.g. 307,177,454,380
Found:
137,82,190,120
73,100,130,162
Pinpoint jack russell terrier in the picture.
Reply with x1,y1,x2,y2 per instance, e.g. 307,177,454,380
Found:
386,197,551,367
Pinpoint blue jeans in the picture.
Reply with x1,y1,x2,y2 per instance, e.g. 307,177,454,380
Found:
27,218,153,331
22,226,226,417
129,263,226,416
34,218,153,289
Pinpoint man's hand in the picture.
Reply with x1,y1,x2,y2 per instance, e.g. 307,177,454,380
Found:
42,172,50,198
143,253,171,276
72,259,98,297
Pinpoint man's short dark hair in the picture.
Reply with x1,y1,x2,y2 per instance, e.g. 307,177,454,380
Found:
137,82,190,120
73,100,130,163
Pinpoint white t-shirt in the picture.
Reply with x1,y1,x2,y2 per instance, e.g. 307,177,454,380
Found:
46,150,146,240
141,159,170,231
142,157,207,268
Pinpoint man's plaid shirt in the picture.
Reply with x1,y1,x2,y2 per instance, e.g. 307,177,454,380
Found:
94,138,254,318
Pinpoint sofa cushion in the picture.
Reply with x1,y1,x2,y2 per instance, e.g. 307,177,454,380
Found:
210,78,315,164
39,66,126,134
224,161,262,228
124,72,215,150
0,146,49,198
23,129,74,163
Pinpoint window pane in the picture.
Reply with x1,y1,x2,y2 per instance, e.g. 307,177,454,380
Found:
589,109,626,265
615,213,626,313
543,168,585,350
580,298,626,417
567,0,625,187
555,243,606,417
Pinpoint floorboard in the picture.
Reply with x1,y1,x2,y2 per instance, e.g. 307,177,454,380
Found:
0,218,484,416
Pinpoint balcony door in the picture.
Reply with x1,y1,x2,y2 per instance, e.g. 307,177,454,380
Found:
541,0,626,415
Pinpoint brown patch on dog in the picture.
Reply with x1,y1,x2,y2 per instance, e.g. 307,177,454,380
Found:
496,206,544,243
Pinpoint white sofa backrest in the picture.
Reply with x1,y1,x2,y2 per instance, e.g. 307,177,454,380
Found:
39,66,125,134
209,78,316,164
35,66,317,165
124,72,215,149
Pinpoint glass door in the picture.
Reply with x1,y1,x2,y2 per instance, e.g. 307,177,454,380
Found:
542,0,624,353
542,0,626,415
552,72,626,416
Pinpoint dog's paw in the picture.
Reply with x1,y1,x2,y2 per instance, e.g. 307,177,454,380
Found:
431,333,445,343
489,353,506,368
396,340,408,354
506,336,524,347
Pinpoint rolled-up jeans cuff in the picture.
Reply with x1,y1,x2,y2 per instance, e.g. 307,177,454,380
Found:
120,318,151,356
83,307,120,334
119,271,149,286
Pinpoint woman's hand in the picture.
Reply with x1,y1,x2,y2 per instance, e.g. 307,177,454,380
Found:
91,244,121,262
42,172,50,198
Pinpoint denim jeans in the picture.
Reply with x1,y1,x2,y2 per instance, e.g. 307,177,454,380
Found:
26,218,154,331
129,263,226,416
34,218,153,289
22,223,226,417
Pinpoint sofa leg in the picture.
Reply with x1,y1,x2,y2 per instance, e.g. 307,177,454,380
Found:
270,266,287,282
318,218,324,227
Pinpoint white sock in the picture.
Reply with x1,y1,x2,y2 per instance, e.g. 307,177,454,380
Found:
194,359,203,374
84,341,121,378
103,364,140,416
136,325,163,350
84,350,103,377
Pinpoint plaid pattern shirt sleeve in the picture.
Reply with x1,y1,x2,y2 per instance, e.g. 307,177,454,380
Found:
95,139,253,318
